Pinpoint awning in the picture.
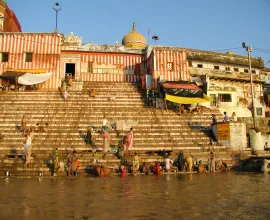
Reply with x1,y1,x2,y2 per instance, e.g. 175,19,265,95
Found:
161,81,203,98
0,71,53,85
166,93,213,104
0,71,25,81
161,81,212,104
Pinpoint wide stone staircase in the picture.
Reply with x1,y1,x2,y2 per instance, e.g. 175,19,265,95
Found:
0,81,241,176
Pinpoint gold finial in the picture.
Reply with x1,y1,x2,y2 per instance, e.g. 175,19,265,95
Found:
132,22,136,32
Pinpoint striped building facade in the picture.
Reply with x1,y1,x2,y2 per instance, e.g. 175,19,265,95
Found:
0,33,61,89
0,32,190,90
147,48,189,89
60,51,144,83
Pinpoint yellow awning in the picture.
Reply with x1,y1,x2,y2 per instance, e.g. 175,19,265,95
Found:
166,93,213,104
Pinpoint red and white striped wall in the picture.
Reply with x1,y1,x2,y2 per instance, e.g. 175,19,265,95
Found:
0,33,61,89
147,49,190,89
63,51,143,82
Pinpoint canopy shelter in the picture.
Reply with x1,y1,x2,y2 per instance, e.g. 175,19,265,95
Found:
161,81,213,104
0,71,53,85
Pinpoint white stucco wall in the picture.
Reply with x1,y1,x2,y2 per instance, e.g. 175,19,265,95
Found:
229,122,247,151
214,122,247,150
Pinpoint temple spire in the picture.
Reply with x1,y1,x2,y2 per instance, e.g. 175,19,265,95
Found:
132,22,136,32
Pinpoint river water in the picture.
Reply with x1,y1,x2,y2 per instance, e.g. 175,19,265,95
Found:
0,172,269,220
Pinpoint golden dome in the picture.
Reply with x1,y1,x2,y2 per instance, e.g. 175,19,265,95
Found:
122,23,147,49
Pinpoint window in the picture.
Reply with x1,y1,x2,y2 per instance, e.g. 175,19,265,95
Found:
251,70,256,74
218,94,232,102
25,52,33,62
234,68,239,72
197,64,203,68
1,52,9,62
214,66,220,70
166,62,173,71
225,67,230,71
244,69,249,73
256,107,263,116
188,61,193,67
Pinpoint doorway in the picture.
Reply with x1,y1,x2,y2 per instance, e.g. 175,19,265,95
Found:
65,63,75,79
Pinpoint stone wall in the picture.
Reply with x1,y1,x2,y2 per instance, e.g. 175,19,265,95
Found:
238,117,269,134
213,122,247,150
238,117,270,149
186,49,264,68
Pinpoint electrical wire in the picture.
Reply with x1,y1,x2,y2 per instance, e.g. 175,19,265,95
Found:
213,47,242,52
253,47,270,52
253,48,270,54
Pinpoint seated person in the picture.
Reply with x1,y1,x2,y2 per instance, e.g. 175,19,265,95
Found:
119,164,127,177
220,161,228,171
67,151,80,176
132,153,140,175
152,162,163,175
191,104,202,113
89,88,96,97
198,160,207,173
178,105,189,114
231,112,237,121
264,142,270,151
140,162,151,175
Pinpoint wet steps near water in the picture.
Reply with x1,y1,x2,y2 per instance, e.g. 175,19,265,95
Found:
0,81,238,176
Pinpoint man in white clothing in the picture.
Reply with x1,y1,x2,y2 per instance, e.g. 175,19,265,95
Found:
101,115,108,131
164,155,173,171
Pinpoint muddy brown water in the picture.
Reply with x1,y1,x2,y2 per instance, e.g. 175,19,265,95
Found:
0,172,269,220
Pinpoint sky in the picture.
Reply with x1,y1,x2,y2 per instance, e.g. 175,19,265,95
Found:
6,0,270,67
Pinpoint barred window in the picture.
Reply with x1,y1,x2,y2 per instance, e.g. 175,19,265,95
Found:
219,94,232,102
1,52,9,62
167,62,173,71
25,52,33,62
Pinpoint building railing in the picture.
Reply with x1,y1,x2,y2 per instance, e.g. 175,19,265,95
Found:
83,68,135,75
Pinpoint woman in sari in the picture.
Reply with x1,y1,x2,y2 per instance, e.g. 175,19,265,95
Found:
67,151,77,176
118,137,126,160
85,127,93,146
24,132,32,167
198,160,207,173
52,148,60,176
102,131,110,152
127,128,134,150
153,162,163,175
177,151,185,172
132,153,140,175
119,165,127,177
60,79,69,101
123,136,128,151
21,115,26,136
210,152,215,173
